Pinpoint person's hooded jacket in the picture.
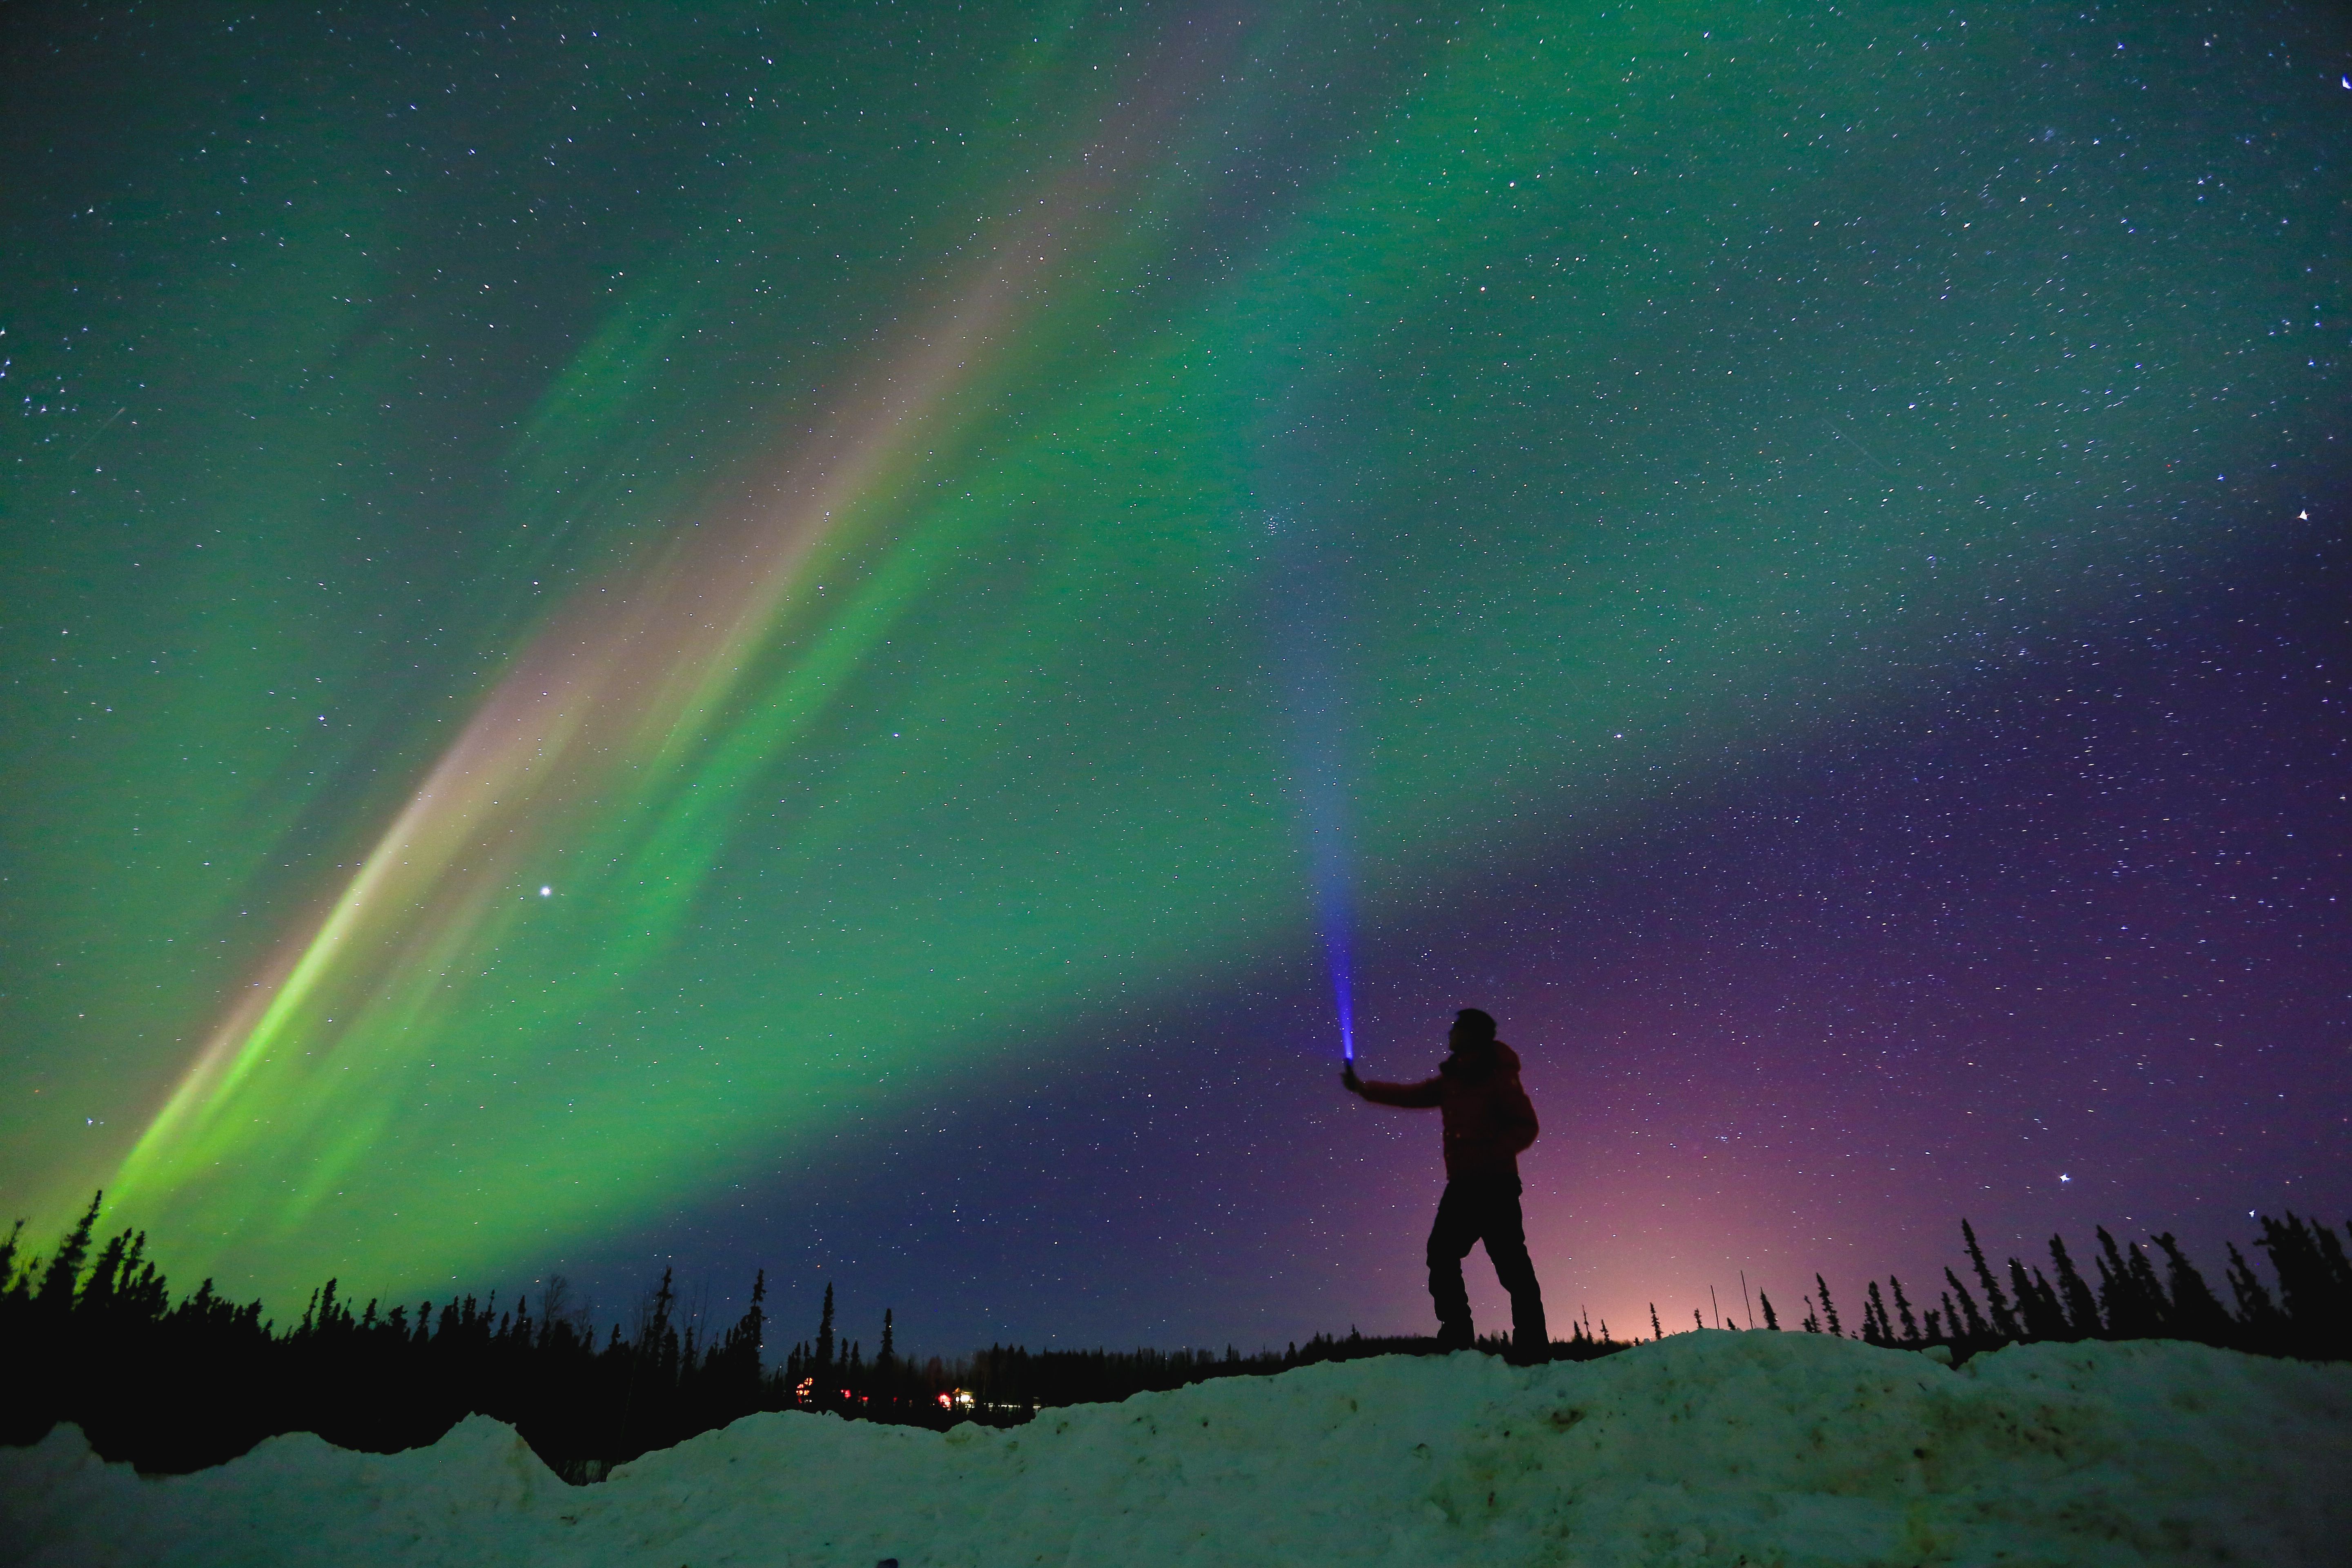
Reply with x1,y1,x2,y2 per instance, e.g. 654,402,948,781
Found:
1357,1040,1538,1180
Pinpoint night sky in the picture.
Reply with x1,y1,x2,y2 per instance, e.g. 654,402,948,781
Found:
3,2,2346,1357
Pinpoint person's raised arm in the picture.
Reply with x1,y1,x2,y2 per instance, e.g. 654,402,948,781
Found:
1351,1069,1444,1108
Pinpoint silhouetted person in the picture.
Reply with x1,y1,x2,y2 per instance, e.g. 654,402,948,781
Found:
1343,1007,1548,1361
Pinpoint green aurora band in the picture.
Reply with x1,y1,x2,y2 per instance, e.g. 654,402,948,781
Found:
5,2,2337,1303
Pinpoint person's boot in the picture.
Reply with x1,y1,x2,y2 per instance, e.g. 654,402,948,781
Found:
1435,1319,1474,1353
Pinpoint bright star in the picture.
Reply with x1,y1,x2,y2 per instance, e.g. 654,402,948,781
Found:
539,886,552,897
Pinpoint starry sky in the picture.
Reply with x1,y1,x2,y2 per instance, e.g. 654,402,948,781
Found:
3,2,2346,1356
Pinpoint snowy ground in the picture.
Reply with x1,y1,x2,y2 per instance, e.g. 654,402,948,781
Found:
5,1331,2349,1566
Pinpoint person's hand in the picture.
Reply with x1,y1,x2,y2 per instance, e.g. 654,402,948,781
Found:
1341,1060,1363,1095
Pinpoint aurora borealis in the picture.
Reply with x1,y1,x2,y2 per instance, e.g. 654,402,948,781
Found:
4,3,2346,1352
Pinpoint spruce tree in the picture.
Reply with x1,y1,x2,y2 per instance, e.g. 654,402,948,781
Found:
1888,1276,1920,1343
2223,1241,2280,1336
2047,1234,2103,1336
1758,1290,1780,1330
2257,1214,2352,1349
2152,1234,2231,1345
744,1269,768,1362
645,1269,677,1354
36,1192,102,1310
2007,1258,2068,1340
1961,1221,2019,1339
2313,1220,2352,1301
75,1228,128,1317
1814,1275,1844,1338
1863,1282,1891,1345
1942,1269,1989,1339
2095,1227,2165,1337
816,1281,836,1373
2123,1238,2171,1332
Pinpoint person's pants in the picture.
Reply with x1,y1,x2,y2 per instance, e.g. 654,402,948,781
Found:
1427,1174,1548,1356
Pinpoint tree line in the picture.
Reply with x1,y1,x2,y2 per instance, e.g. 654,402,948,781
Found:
2,1197,2342,1481
1746,1213,2350,1365
0,1197,1465,1478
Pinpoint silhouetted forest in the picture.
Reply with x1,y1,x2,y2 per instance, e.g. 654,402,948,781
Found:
1773,1215,2352,1368
2,1198,2343,1481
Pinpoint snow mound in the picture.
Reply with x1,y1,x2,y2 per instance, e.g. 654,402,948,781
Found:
6,1332,2349,1566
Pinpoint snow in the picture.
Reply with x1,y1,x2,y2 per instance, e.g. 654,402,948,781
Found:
6,1331,2349,1566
